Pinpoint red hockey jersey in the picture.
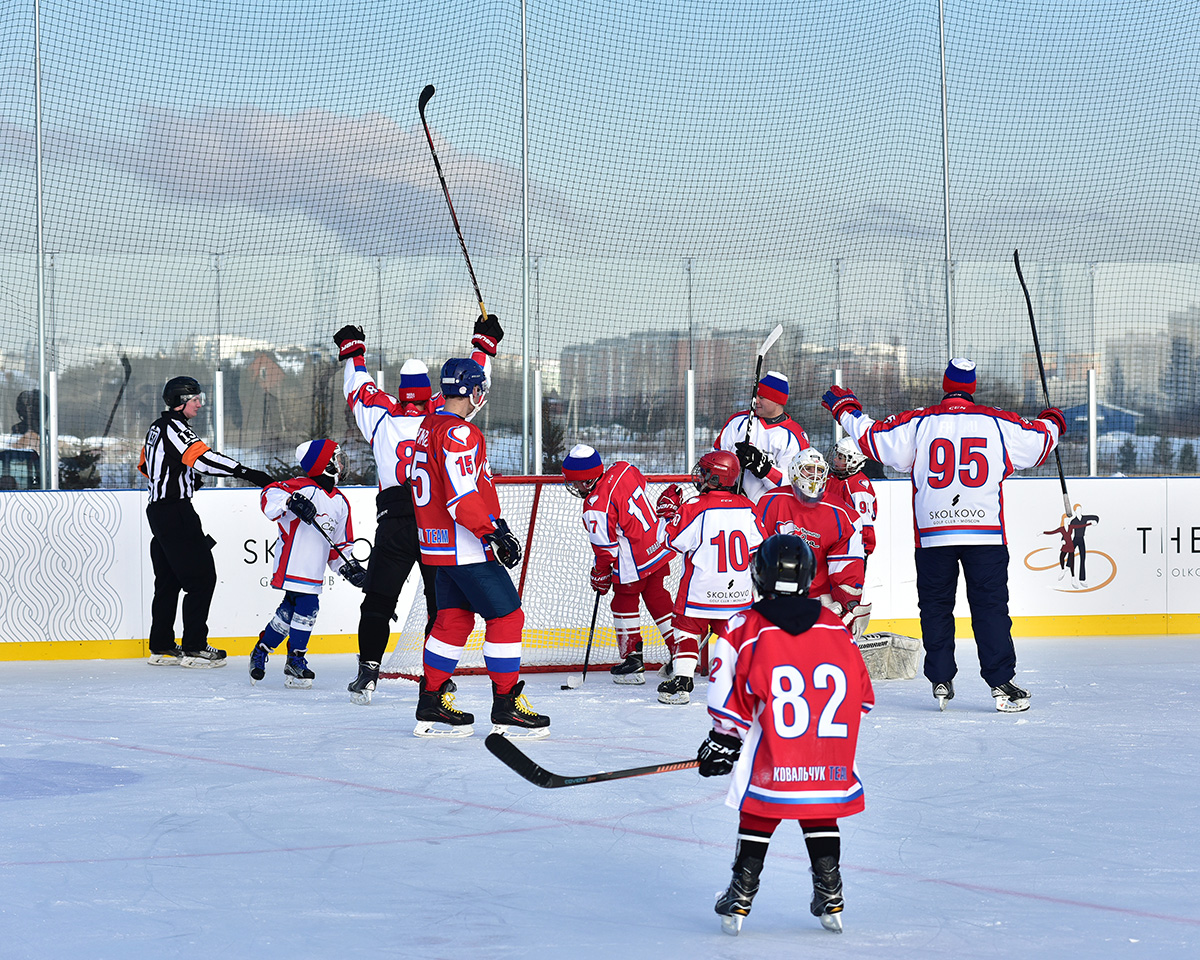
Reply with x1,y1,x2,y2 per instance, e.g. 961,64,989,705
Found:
753,487,864,608
826,472,877,556
708,604,874,820
413,410,503,566
580,461,671,584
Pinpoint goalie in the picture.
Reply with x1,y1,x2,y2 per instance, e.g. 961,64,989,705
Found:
753,449,870,642
561,445,675,685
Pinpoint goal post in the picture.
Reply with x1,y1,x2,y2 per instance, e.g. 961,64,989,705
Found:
381,474,692,681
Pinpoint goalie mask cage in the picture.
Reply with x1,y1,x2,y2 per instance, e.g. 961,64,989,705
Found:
381,475,690,681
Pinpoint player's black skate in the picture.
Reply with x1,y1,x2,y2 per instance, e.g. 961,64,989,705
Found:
490,680,550,740
657,674,694,705
714,855,763,936
932,679,954,711
179,645,227,668
284,648,315,689
810,855,845,933
249,640,269,684
990,680,1030,713
414,677,475,738
147,643,184,666
610,651,645,685
347,659,379,705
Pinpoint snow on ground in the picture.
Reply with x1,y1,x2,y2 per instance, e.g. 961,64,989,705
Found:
2,636,1199,959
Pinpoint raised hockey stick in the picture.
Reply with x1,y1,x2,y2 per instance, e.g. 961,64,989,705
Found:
735,323,784,494
1014,250,1072,517
485,733,699,788
101,354,132,438
418,84,488,322
561,592,602,690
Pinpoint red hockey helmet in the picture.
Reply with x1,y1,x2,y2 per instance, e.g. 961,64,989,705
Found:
693,449,741,492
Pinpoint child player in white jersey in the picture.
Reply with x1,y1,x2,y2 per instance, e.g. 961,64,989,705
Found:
250,440,367,687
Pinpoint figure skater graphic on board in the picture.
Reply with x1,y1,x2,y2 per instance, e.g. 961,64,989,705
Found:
1043,507,1100,589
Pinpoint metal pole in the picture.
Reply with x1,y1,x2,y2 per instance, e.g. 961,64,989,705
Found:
34,0,49,487
213,370,225,487
47,369,58,489
833,366,844,443
685,370,695,472
533,369,543,475
520,0,531,474
938,0,954,355
1087,368,1098,477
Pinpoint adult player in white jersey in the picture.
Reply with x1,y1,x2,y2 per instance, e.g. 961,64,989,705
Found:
713,370,810,502
653,450,763,704
823,358,1065,712
334,314,502,704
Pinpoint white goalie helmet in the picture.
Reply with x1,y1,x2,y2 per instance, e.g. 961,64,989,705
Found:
830,436,867,479
788,447,829,501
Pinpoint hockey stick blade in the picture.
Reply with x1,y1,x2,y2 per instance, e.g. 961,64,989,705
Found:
758,323,784,359
485,733,699,788
418,84,435,117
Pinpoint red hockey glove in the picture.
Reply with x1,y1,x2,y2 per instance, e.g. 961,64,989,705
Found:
471,313,504,357
655,483,683,519
821,385,862,420
334,324,366,361
590,563,613,595
1038,407,1067,437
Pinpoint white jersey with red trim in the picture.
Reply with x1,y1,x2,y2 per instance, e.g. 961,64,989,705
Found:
343,358,428,491
581,461,672,583
707,603,874,820
836,396,1061,548
260,477,353,594
826,472,878,555
714,411,810,502
663,489,762,618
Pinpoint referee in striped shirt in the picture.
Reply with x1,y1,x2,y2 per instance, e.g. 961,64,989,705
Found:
138,375,273,668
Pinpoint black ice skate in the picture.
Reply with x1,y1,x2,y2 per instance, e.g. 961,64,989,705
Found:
990,680,1030,713
657,674,694,705
284,648,315,689
347,659,379,705
714,856,763,937
147,643,184,666
610,651,645,685
490,680,550,740
179,645,227,668
249,641,269,684
932,680,954,711
414,677,476,739
810,855,845,933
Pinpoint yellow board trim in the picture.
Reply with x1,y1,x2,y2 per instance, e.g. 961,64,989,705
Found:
2,615,1198,661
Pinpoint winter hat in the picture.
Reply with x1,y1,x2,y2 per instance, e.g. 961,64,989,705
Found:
561,443,604,482
398,359,431,402
943,358,977,395
757,370,789,405
296,439,338,478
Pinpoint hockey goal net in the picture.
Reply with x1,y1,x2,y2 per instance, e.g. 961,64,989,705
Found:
381,475,690,680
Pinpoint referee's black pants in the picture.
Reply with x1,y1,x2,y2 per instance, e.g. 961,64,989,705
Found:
914,543,1017,689
357,486,438,665
146,499,217,654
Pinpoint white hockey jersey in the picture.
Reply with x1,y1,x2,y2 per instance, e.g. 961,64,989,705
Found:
713,412,810,502
663,489,763,618
260,478,353,594
836,396,1060,548
343,357,426,490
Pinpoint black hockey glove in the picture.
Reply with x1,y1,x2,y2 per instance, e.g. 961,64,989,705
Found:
233,464,274,488
339,559,369,589
471,313,504,357
484,518,522,569
697,729,742,778
334,324,366,361
734,440,771,479
286,492,318,524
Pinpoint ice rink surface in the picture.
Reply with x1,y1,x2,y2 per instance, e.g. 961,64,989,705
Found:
2,636,1199,960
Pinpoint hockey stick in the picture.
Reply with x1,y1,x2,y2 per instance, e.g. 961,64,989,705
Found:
485,733,699,788
418,84,488,322
102,354,132,438
735,323,784,494
1013,250,1072,517
561,591,602,690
